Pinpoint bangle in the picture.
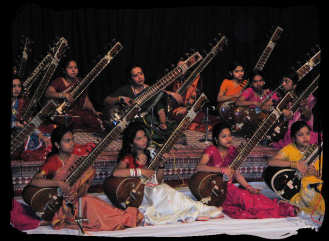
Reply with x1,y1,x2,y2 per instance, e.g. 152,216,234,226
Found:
130,168,136,177
136,168,142,177
290,162,297,169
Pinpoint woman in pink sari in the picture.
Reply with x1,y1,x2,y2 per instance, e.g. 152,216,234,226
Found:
196,122,298,219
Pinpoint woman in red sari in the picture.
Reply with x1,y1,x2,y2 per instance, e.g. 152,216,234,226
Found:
29,125,143,231
196,122,298,219
45,60,103,131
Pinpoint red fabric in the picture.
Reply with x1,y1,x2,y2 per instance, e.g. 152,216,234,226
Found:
50,77,102,131
15,97,29,121
52,195,141,231
50,77,86,109
205,145,297,219
44,143,143,231
10,199,41,231
41,143,96,176
21,145,50,163
122,155,146,168
223,183,297,219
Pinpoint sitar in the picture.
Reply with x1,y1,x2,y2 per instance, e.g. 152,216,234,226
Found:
21,37,69,122
103,93,209,209
55,41,123,115
176,34,228,98
10,100,58,158
218,26,283,122
14,36,33,79
253,26,284,72
232,47,320,138
263,142,323,200
267,74,319,143
169,34,228,116
22,108,130,221
107,52,203,125
22,52,202,220
22,41,63,97
189,90,294,206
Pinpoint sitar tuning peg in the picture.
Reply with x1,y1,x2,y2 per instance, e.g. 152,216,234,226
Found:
185,52,190,57
164,68,169,73
170,64,176,68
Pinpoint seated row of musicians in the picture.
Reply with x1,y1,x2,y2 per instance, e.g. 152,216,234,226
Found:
216,61,318,147
12,58,317,161
15,120,308,231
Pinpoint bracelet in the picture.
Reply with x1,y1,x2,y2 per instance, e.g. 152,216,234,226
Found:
129,168,136,177
136,168,142,177
290,162,297,169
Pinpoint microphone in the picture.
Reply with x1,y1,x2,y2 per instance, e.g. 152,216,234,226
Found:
145,91,165,113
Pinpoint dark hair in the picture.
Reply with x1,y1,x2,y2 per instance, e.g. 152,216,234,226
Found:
250,70,265,82
118,121,151,166
290,120,311,140
62,59,78,76
47,124,73,158
226,61,245,78
212,122,231,146
12,77,23,98
282,72,299,84
127,65,143,81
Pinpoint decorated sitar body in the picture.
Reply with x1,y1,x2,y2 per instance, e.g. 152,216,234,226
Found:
55,41,123,115
21,37,69,122
107,52,203,125
22,52,202,219
263,142,322,200
103,93,209,209
189,90,294,206
218,26,283,123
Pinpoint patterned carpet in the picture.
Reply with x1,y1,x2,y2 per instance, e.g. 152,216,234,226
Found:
11,129,278,196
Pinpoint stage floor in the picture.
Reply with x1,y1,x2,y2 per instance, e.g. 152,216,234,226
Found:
13,182,321,239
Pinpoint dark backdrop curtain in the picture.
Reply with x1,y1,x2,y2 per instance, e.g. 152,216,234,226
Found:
11,3,320,110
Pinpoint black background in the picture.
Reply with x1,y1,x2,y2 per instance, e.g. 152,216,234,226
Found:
11,2,320,109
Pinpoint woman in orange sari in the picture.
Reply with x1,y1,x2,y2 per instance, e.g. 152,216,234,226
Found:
29,125,143,231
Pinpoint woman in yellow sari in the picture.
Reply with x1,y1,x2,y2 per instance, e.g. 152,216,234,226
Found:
268,120,324,219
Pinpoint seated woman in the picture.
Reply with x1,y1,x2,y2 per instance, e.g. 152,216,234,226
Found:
11,76,54,161
45,60,103,132
268,120,324,217
111,121,223,225
28,125,143,231
196,122,298,219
